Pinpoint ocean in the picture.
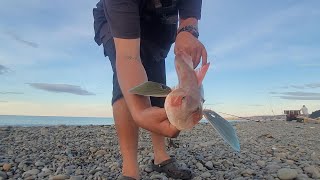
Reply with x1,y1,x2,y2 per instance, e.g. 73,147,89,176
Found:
0,115,243,127
0,115,114,127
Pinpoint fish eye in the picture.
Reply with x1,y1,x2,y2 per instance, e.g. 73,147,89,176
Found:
181,96,186,100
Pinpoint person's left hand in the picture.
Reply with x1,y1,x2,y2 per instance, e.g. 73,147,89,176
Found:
174,31,208,68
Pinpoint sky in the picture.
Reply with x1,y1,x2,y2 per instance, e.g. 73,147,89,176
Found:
0,0,319,118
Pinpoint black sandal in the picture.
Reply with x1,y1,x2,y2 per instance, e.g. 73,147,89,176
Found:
151,158,193,180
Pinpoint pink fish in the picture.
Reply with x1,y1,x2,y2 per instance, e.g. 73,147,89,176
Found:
164,51,209,130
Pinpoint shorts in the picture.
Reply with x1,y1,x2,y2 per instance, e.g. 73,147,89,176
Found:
103,38,171,108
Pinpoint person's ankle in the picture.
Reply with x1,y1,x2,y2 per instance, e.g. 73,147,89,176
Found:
153,152,171,165
122,164,139,179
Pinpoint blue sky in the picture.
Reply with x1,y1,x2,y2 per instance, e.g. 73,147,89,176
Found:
0,0,319,118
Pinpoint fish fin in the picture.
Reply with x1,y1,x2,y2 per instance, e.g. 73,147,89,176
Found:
195,63,210,86
203,109,241,152
170,95,183,107
129,81,172,97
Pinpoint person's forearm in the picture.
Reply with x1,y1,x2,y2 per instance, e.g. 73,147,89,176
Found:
113,38,179,137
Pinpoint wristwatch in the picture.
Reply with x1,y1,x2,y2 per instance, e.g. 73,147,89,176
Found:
177,25,199,38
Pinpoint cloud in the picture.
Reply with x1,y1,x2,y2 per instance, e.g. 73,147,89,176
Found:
4,31,39,48
278,96,320,100
0,101,8,103
279,83,320,89
0,64,10,75
271,91,320,100
305,83,320,88
0,92,23,94
281,91,320,96
248,104,264,107
27,83,95,95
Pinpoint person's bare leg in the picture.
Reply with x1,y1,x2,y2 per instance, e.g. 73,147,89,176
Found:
113,98,140,179
151,133,171,164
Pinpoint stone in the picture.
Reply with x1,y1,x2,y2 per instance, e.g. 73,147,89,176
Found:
266,164,281,173
35,161,45,167
22,169,40,178
201,171,211,178
257,160,266,167
304,166,320,178
196,162,205,171
2,163,11,171
277,168,298,180
49,174,70,180
0,171,7,179
205,161,213,170
150,174,168,180
94,150,107,156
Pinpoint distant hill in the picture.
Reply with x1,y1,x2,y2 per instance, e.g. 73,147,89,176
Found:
310,110,320,119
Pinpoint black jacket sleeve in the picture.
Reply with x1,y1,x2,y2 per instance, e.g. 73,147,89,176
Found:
178,0,202,20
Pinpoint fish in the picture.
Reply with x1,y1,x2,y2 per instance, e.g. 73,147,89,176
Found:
129,51,240,152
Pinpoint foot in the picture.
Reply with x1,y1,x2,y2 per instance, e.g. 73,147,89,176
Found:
151,157,193,180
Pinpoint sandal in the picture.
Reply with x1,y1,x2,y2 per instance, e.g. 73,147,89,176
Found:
151,158,193,180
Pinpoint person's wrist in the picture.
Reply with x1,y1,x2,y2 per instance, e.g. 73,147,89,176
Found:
177,25,199,38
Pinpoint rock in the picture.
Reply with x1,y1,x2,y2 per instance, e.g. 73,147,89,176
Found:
277,168,298,180
2,163,11,171
35,161,45,167
196,162,205,171
89,168,102,175
200,171,211,178
69,176,83,180
0,171,7,179
241,169,255,177
285,160,294,165
310,152,319,161
257,160,266,167
266,164,281,173
22,169,40,178
150,174,168,180
49,174,70,180
204,161,213,170
304,166,320,178
296,174,310,180
144,166,153,173
275,153,287,159
95,150,107,156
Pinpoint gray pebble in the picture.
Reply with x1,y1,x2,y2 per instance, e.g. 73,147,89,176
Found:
200,171,211,178
150,174,168,180
204,161,213,170
277,168,298,180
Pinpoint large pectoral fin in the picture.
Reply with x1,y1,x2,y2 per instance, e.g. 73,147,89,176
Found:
203,109,241,152
129,81,172,97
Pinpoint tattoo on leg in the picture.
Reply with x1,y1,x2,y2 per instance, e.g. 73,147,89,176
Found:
125,55,139,61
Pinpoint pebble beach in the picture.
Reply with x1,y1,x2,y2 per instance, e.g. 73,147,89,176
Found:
1,118,320,180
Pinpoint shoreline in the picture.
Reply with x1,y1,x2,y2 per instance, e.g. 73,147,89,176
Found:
1,120,319,179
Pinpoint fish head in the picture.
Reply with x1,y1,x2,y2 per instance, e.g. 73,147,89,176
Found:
165,88,203,130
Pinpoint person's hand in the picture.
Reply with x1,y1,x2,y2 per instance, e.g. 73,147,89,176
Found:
138,107,180,138
174,31,208,68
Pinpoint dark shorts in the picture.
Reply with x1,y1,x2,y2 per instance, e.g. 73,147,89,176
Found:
103,38,171,108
